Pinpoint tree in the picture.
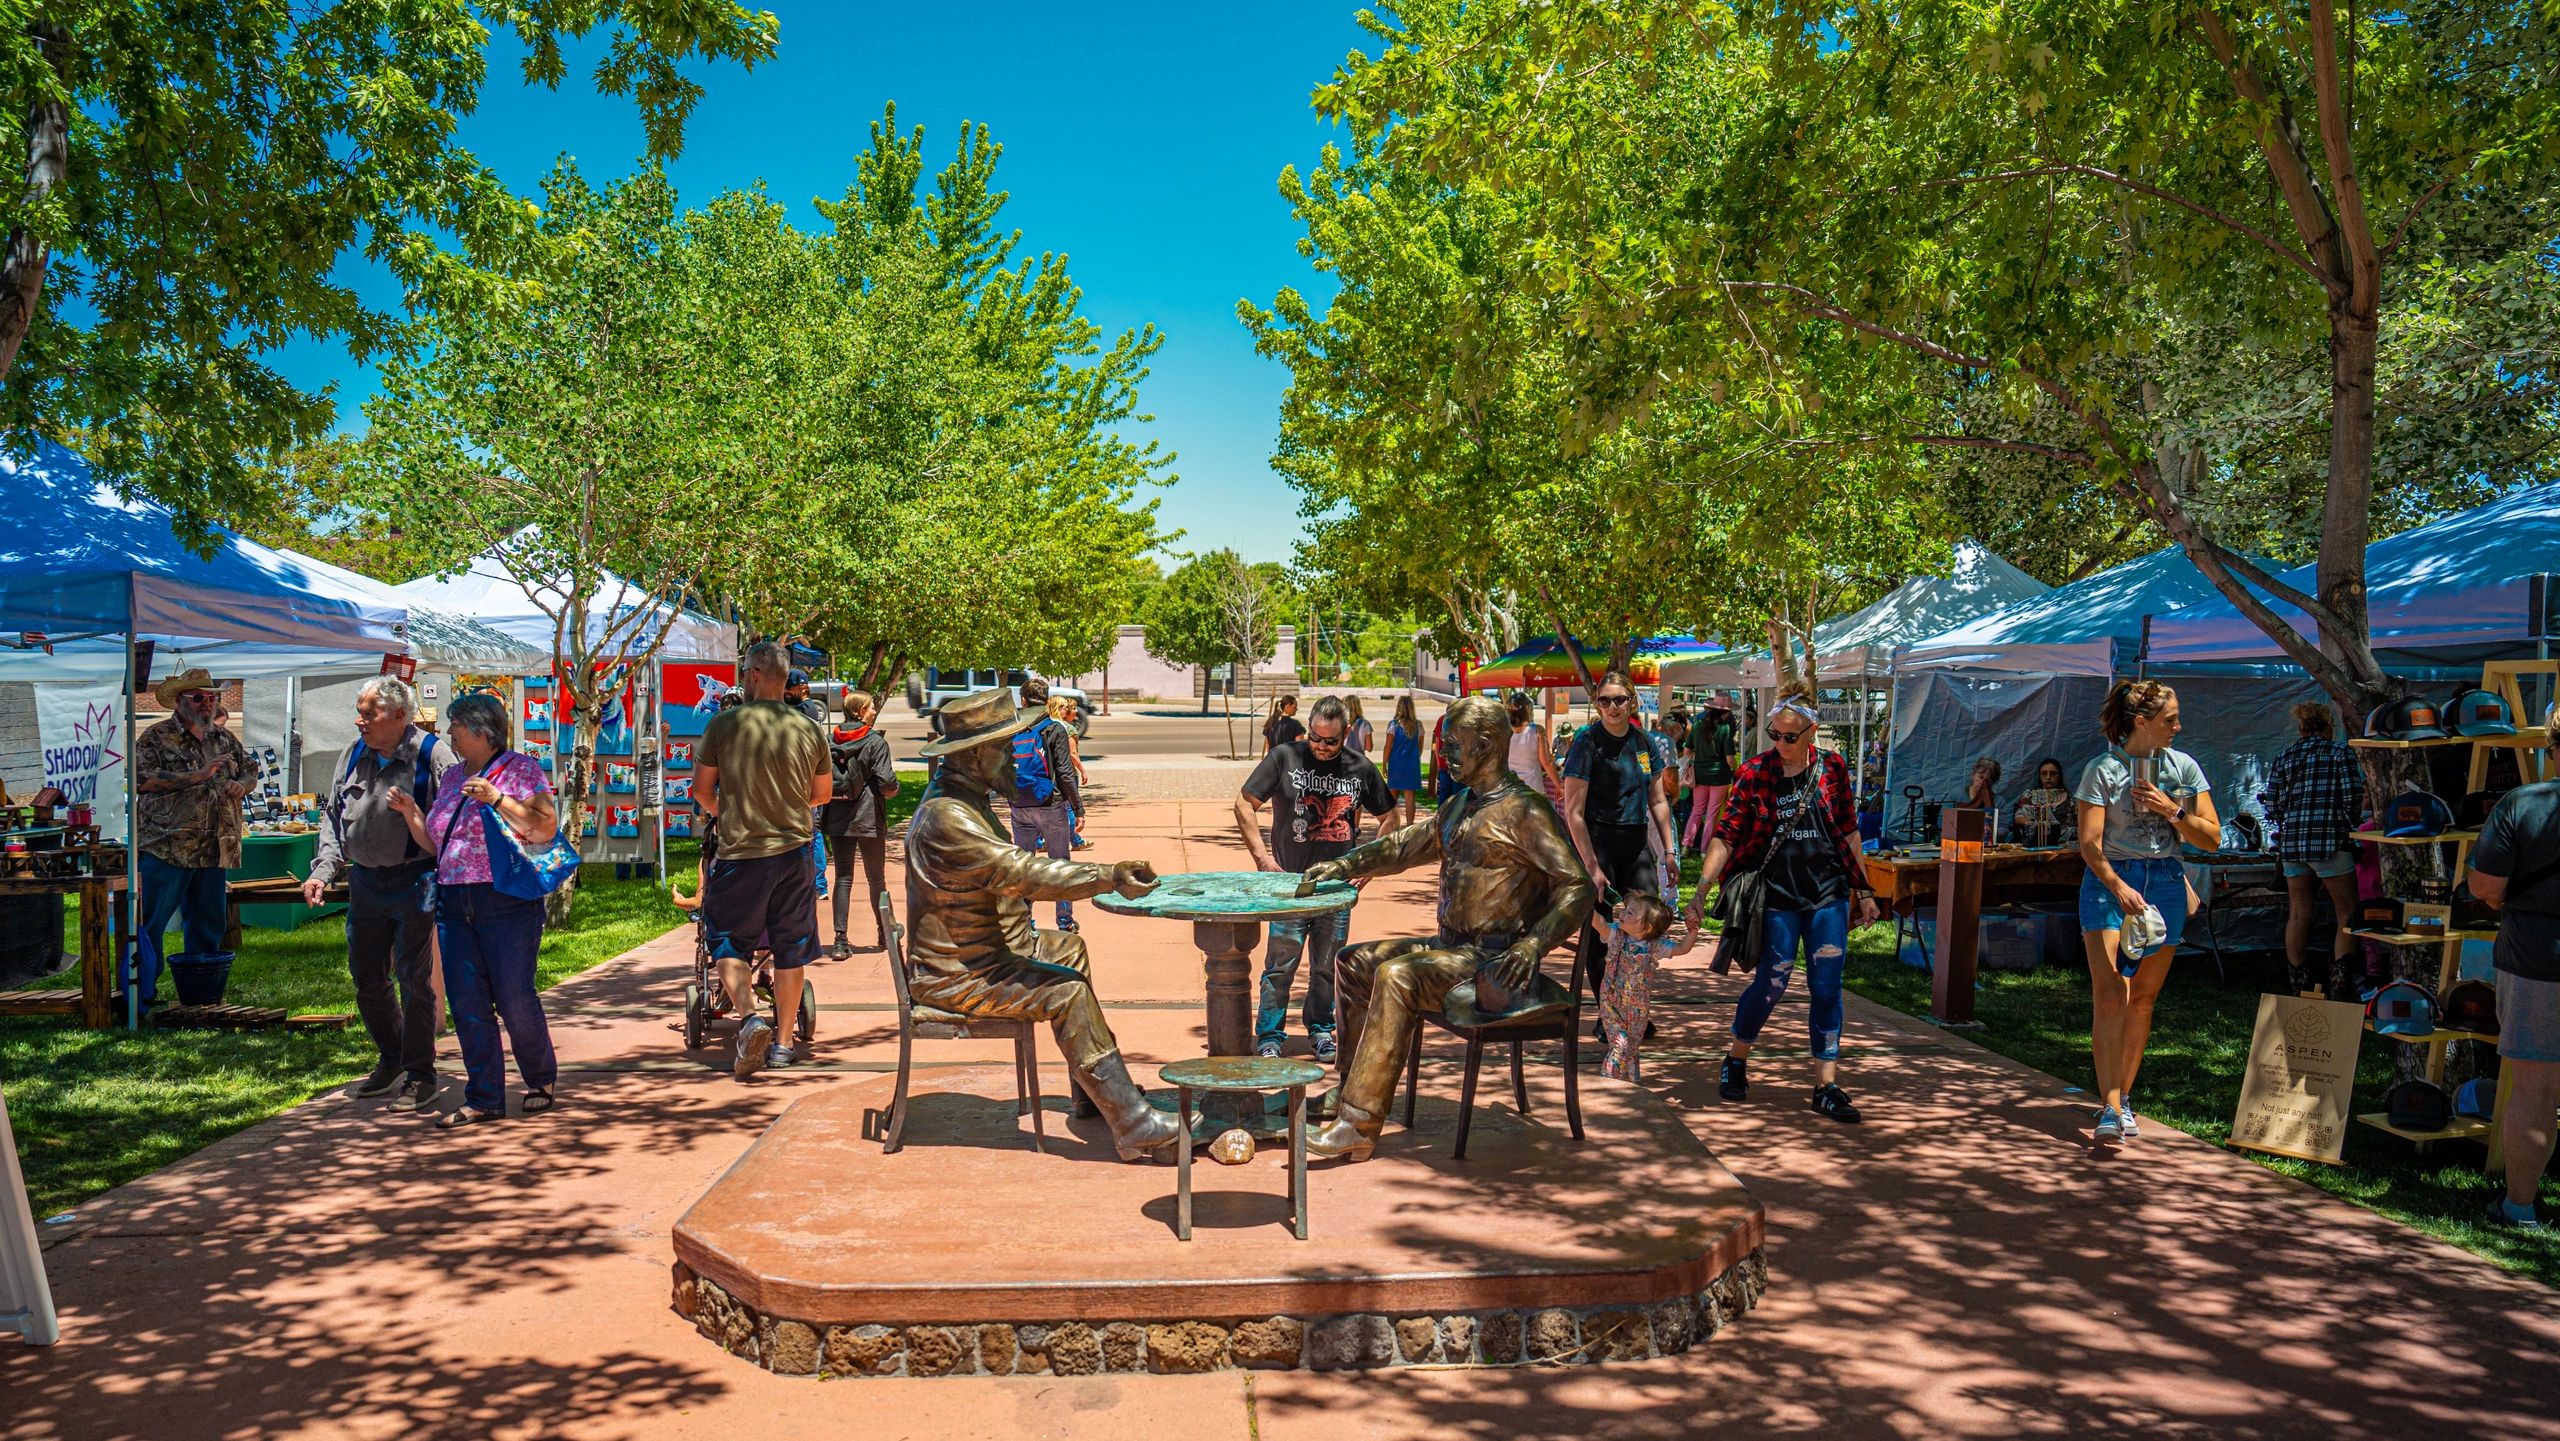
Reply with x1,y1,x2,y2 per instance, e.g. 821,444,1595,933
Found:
229,437,478,584
1143,551,1293,720
0,2,776,544
1314,0,2560,742
714,109,1168,685
353,163,758,881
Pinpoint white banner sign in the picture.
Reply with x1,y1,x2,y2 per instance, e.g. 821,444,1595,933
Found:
36,680,128,841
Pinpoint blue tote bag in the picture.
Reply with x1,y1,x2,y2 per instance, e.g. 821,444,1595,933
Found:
476,752,582,900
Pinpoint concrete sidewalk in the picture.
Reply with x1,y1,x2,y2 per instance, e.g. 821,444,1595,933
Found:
6,798,2557,1440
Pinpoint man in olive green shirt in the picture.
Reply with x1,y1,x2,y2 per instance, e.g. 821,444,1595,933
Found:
696,641,833,1077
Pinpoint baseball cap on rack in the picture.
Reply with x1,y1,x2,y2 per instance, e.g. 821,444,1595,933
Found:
2381,790,2453,839
2386,1079,2454,1131
2455,1078,2498,1120
2366,979,2437,1037
2366,697,2448,742
2441,979,2500,1035
2456,790,2505,830
2451,881,2500,934
2355,896,2406,934
2445,688,2516,737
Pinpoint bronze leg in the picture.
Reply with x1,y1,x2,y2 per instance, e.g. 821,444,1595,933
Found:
1340,945,1477,1118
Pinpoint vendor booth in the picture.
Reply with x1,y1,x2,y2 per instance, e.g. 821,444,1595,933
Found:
394,537,738,879
1463,634,1728,696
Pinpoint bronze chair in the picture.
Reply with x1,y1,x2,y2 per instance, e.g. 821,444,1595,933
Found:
875,891,1047,1155
1400,971,1584,1159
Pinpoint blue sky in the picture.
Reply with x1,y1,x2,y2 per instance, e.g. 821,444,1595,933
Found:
282,4,1378,564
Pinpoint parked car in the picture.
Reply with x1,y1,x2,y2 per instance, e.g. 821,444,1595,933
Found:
908,667,1089,736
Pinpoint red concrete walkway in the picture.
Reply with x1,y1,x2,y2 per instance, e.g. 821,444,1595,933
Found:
7,799,2557,1439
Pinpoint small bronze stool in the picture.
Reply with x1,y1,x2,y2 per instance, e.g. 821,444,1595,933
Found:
1156,1056,1325,1241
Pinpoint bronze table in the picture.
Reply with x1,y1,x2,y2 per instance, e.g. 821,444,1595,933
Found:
1096,871,1358,1141
1158,1055,1325,1240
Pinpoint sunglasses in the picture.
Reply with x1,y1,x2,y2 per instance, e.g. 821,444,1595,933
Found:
1595,695,1635,709
1306,731,1345,748
1770,726,1815,744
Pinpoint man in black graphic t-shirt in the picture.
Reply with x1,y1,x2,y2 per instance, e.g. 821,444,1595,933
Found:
1236,696,1396,1059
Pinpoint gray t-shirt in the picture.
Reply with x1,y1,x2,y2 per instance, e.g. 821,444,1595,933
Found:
2073,746,2210,861
2471,780,2560,982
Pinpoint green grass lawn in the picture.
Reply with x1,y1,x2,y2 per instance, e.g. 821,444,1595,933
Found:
2,844,705,1219
1832,924,2560,1289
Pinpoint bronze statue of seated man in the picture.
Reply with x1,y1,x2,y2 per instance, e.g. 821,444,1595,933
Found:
1295,693,1595,1160
903,689,1184,1160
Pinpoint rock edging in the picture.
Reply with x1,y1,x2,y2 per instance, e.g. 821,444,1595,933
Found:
673,1249,1767,1377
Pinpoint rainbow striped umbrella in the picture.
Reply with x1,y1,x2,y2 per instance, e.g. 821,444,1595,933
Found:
1466,633,1727,690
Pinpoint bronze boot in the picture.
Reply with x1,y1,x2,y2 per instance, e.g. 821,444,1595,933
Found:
1075,1051,1183,1160
1305,1101,1383,1162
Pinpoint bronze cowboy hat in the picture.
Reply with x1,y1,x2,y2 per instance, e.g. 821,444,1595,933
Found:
151,666,218,708
919,687,1047,758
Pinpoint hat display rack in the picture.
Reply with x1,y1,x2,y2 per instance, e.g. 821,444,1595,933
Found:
2343,659,2554,1170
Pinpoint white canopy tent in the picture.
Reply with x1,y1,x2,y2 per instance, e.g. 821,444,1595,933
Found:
393,532,734,665
1661,540,2050,689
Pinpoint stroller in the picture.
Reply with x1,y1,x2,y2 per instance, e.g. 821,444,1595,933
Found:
681,909,818,1052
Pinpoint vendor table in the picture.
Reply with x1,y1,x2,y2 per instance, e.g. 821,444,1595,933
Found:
1095,871,1359,1142
1862,847,2087,907
223,875,351,952
229,832,338,932
0,874,129,1029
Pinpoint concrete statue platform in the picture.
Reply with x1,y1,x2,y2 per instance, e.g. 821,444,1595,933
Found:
671,1062,1766,1377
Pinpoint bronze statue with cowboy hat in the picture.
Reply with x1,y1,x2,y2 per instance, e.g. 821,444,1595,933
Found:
902,689,1184,1160
129,666,258,1009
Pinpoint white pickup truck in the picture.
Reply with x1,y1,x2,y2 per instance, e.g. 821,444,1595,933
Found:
905,667,1090,737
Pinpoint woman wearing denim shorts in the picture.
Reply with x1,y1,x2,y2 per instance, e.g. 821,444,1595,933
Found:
2073,680,2221,1145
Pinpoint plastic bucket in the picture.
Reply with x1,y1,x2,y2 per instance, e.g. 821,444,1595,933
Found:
168,950,236,1007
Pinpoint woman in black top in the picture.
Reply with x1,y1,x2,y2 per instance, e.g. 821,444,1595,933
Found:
1559,670,1680,1010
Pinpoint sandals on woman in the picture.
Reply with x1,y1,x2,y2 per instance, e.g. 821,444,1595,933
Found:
437,1107,506,1130
522,1087,556,1115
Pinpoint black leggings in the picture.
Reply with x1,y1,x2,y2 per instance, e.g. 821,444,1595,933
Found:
1575,822,1657,1002
828,833,888,939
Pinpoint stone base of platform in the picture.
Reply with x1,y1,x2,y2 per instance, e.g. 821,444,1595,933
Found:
674,1249,1766,1376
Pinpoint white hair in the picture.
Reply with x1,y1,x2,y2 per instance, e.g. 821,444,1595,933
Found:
357,676,416,718
743,641,790,678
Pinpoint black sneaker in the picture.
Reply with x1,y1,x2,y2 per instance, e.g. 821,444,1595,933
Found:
1811,1083,1862,1124
388,1075,438,1112
1718,1057,1749,1101
352,1064,401,1099
2485,1199,2547,1232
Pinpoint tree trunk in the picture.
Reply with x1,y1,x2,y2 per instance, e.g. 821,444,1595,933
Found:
854,640,888,695
0,31,70,384
1536,584,1602,697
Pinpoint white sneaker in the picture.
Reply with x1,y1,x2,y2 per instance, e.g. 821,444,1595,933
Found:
2119,1106,2141,1141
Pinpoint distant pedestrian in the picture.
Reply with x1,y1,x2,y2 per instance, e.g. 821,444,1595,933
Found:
1505,690,1563,800
785,668,829,728
1382,695,1424,826
129,668,256,1010
1047,692,1092,848
820,689,900,957
2469,703,2560,1232
392,691,561,1128
1680,695,1738,859
306,675,458,1112
697,642,834,1078
2074,679,2219,1145
2266,702,2365,997
1235,696,1395,1059
1011,677,1085,932
1344,696,1374,756
1263,694,1304,754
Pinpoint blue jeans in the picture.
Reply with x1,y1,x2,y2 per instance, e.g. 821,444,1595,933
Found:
1257,908,1349,1047
131,853,227,1004
1731,899,1851,1062
1009,804,1076,926
437,881,556,1114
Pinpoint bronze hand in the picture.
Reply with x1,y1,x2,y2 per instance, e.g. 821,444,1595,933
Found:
1112,860,1159,899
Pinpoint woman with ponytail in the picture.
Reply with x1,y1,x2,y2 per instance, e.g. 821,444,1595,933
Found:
2074,679,2220,1145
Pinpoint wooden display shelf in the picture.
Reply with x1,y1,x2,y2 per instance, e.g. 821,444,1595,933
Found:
2350,829,2480,845
2355,1112,2491,1145
2349,735,2473,750
2349,929,2450,946
2363,1020,2499,1046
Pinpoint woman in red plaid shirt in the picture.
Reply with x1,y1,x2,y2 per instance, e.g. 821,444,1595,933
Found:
1675,688,1880,1122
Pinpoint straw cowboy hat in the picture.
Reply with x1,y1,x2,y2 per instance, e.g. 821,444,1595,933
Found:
151,667,217,707
918,687,1046,758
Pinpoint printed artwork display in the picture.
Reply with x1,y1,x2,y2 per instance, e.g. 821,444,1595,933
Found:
664,739,694,771
665,776,693,805
606,762,636,794
662,661,738,737
665,810,695,838
607,805,639,838
521,676,552,733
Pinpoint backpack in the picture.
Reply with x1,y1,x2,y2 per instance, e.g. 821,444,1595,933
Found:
1012,717,1058,805
339,733,440,860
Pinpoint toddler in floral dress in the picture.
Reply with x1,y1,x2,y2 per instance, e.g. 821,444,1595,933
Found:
1596,892,1675,1081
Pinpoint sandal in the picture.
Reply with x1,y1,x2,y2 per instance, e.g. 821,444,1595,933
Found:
522,1088,556,1115
437,1107,506,1130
